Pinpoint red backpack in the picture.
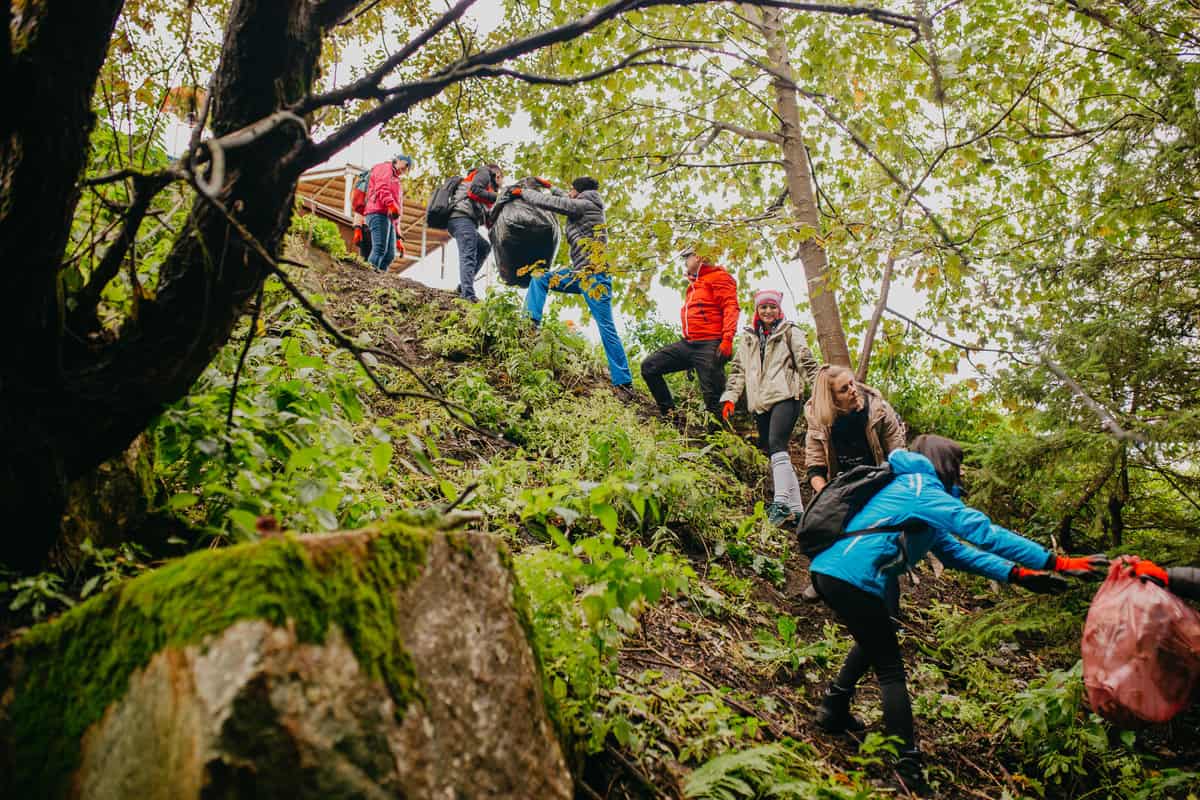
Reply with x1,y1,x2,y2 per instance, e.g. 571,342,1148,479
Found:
350,169,370,215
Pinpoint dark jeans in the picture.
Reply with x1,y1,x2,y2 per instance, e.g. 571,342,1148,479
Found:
813,572,914,747
755,398,801,455
447,215,490,301
640,338,726,414
366,213,395,272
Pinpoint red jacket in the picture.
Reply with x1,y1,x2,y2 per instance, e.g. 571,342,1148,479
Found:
682,264,739,342
364,161,403,216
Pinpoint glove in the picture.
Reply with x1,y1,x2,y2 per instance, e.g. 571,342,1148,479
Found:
511,187,524,196
534,177,552,188
1053,554,1108,581
1133,559,1168,588
721,401,734,420
352,227,362,244
387,203,400,219
397,238,405,257
718,338,733,359
1010,566,1069,594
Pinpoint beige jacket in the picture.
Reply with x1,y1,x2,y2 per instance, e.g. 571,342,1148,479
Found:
720,321,818,414
803,383,905,479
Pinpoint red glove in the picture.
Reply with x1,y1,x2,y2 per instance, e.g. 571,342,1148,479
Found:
721,401,734,420
1010,566,1069,594
1133,559,1168,587
1053,554,1108,581
534,177,552,188
718,338,733,359
397,238,405,257
387,203,400,219
352,227,362,244
511,187,523,196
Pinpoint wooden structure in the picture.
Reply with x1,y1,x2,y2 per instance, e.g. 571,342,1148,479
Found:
295,164,452,270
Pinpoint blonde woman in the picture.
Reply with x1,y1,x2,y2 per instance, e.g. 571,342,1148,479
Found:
804,365,906,493
719,290,818,525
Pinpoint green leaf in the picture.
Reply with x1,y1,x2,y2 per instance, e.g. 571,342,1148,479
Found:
371,442,393,478
593,503,618,534
167,492,199,510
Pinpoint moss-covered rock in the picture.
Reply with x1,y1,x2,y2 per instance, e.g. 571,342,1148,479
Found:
0,520,571,799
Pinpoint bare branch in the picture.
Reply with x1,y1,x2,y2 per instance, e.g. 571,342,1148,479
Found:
710,120,784,144
884,306,1025,358
857,248,898,380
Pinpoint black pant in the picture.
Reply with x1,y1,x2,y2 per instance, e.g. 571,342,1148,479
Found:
755,398,801,455
813,572,914,747
640,338,726,414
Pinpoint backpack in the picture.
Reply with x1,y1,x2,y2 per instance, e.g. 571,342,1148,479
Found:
795,463,907,558
350,169,370,215
425,176,463,230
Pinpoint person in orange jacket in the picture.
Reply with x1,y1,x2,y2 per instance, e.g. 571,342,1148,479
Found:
641,247,740,417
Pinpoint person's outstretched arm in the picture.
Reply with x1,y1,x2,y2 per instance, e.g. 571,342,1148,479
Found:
719,338,748,411
1135,561,1200,600
519,188,587,219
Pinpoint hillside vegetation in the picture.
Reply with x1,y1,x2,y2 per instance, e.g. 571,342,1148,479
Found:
6,235,1196,799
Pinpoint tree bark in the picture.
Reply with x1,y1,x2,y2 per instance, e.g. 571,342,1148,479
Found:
756,6,852,367
0,0,325,570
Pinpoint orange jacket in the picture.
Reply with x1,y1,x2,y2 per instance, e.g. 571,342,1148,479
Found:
682,264,739,342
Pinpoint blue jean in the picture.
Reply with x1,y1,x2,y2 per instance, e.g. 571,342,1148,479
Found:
525,268,633,386
447,216,490,301
366,213,395,272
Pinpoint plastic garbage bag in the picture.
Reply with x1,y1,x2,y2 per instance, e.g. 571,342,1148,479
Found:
488,185,561,288
1081,556,1200,724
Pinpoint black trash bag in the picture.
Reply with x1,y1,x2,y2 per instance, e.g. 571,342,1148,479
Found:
488,184,561,287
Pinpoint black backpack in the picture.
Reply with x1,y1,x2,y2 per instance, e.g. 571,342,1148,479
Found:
425,176,463,230
796,463,907,558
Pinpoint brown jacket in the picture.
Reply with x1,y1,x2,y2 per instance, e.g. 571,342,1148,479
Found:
803,383,905,480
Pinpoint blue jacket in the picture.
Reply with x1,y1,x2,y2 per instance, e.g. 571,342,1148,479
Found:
810,450,1052,599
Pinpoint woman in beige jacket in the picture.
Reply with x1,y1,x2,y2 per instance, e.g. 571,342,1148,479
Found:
804,365,906,493
720,290,819,525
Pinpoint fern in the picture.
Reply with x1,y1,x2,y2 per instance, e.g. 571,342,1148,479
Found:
683,744,799,799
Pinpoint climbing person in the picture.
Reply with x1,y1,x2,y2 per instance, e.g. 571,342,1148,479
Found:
448,162,504,302
805,364,906,494
513,176,636,400
363,154,412,272
641,246,740,418
799,364,907,603
350,167,373,261
1132,560,1200,600
719,289,818,526
809,433,1108,794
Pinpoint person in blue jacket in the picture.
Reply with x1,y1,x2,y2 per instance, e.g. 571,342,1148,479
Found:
810,434,1108,793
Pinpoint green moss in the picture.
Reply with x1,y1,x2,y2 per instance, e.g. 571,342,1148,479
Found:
1,519,430,798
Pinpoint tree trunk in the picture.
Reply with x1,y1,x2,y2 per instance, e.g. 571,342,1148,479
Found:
757,7,852,367
0,0,326,570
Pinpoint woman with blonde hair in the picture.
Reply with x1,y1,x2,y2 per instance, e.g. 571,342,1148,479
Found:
804,364,906,493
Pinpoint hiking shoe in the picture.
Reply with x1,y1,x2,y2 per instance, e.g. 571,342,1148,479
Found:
766,501,797,527
896,749,930,796
612,383,637,402
815,684,866,734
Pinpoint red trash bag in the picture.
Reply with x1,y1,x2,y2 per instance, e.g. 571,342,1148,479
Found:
1081,556,1200,724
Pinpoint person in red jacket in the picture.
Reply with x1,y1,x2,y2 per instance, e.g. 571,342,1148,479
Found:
641,247,740,417
363,154,411,272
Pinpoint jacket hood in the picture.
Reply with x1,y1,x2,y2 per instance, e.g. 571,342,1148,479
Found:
888,449,939,480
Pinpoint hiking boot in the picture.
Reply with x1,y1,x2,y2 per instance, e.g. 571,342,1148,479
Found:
766,501,797,527
896,748,930,796
815,684,865,734
612,383,636,402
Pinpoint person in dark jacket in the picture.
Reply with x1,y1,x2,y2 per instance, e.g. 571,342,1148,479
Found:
641,247,740,417
719,289,818,525
448,163,503,301
514,176,635,399
810,434,1108,794
1132,560,1200,600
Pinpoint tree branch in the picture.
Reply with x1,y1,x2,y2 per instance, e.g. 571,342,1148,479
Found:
709,120,785,144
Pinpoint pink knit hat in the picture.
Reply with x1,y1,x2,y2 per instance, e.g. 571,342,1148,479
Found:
752,289,784,328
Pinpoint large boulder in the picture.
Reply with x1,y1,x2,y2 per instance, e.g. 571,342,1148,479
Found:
0,519,571,799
